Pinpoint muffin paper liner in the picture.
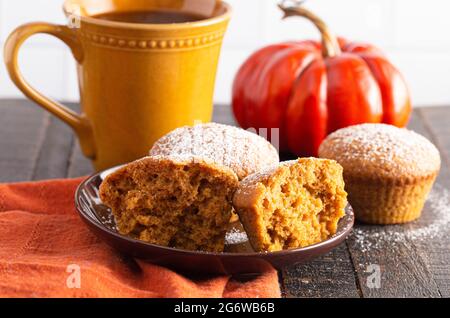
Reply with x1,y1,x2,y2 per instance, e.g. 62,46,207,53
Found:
344,173,438,224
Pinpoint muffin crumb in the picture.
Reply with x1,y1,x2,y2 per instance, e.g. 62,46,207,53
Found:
99,156,239,252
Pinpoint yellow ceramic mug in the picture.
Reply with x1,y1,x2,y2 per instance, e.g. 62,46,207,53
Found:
4,0,231,171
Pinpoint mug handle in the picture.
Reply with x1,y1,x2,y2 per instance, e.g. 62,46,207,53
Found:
4,22,96,159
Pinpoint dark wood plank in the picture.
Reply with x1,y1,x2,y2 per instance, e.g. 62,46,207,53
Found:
32,103,79,181
67,142,94,178
412,108,450,297
418,107,450,168
213,104,237,126
347,231,440,297
0,101,49,182
0,100,91,182
282,244,360,298
345,110,444,297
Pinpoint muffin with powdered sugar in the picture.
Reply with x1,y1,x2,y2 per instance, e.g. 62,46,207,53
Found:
149,123,279,180
319,123,441,224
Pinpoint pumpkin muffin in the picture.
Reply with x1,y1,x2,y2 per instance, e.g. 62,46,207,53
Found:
149,123,279,180
233,158,347,252
99,156,239,252
319,123,441,224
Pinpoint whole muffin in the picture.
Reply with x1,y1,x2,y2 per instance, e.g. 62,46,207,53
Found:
149,123,279,180
319,123,441,224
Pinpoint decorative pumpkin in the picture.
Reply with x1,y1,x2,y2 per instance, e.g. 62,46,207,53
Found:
232,2,411,156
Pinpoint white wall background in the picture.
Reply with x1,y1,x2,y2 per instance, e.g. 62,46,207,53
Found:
0,0,450,107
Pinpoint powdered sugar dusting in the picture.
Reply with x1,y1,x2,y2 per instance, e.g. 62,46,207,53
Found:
319,124,441,177
351,183,450,253
225,228,249,245
149,123,279,180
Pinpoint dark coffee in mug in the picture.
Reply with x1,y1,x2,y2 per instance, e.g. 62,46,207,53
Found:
94,10,208,24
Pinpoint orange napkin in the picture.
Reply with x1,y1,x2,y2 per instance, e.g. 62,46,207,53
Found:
0,178,280,298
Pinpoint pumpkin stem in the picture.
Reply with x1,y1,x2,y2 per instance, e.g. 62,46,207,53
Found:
278,0,341,58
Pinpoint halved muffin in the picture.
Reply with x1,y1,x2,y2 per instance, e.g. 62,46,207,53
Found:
233,158,347,252
99,156,239,252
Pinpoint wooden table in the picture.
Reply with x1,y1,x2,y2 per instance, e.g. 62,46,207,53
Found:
1,99,449,298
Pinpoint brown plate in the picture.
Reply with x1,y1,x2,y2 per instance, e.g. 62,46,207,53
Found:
75,166,354,275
